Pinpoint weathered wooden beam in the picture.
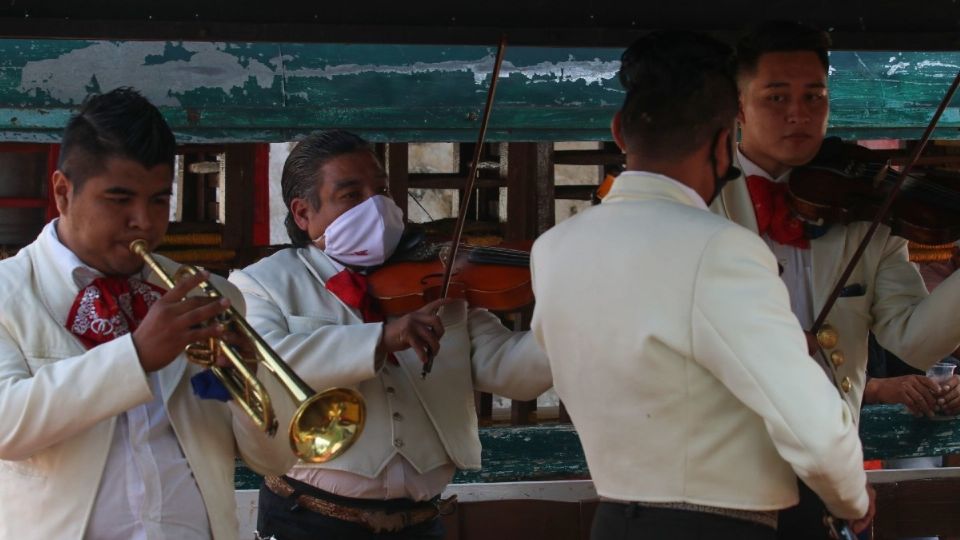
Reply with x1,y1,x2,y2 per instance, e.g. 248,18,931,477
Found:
1,41,960,142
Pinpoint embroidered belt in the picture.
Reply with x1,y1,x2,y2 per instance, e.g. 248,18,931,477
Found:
264,475,456,533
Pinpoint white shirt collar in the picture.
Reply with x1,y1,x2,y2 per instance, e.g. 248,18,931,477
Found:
616,170,709,211
41,219,104,289
737,147,791,184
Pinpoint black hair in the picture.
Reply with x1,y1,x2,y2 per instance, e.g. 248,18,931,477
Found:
58,87,176,190
617,31,738,160
737,21,831,81
281,129,374,246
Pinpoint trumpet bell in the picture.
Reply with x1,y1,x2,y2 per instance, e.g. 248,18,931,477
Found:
290,388,366,463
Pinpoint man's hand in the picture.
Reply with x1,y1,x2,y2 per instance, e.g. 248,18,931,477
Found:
213,327,259,371
867,375,941,417
849,483,876,534
133,270,230,372
379,298,450,365
936,374,960,415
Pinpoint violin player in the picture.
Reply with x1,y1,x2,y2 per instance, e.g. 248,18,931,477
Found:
710,21,960,539
228,130,552,540
531,30,872,540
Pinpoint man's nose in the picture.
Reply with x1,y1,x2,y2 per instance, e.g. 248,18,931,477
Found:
786,98,811,124
128,203,151,231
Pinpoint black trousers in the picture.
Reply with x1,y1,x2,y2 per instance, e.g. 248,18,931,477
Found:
776,480,832,540
256,482,445,540
590,502,776,540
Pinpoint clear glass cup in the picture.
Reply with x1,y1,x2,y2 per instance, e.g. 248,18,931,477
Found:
926,362,957,385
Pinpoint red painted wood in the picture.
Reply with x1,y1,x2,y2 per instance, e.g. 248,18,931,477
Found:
0,197,47,208
252,143,270,246
45,144,60,221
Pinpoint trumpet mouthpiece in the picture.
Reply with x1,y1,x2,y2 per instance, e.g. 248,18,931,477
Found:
129,239,149,255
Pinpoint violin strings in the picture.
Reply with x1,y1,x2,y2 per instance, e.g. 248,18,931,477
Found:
815,164,960,206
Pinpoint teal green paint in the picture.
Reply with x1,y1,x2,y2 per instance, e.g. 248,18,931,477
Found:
233,404,956,489
1,40,960,142
143,42,198,66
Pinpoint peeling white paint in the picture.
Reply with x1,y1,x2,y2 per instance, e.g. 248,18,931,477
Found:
18,41,278,106
284,53,619,86
916,59,960,70
886,61,911,76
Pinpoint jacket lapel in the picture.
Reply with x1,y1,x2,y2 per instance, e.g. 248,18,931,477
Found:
809,227,849,319
715,170,760,235
30,235,84,332
296,247,364,324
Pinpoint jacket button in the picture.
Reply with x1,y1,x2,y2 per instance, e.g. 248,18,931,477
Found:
393,412,403,421
393,438,404,448
831,350,845,367
840,377,852,393
816,324,839,350
385,387,396,394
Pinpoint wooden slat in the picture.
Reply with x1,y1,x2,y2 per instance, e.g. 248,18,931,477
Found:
408,173,505,190
554,185,595,201
387,142,409,220
553,150,624,166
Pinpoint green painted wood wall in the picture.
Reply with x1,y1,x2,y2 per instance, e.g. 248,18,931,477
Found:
0,40,958,143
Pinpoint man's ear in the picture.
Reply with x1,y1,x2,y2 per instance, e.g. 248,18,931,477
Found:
737,97,746,126
290,198,312,233
610,111,627,152
51,170,71,216
713,127,732,164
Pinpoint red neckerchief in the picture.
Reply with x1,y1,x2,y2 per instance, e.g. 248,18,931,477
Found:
325,269,398,365
66,275,165,349
745,175,809,249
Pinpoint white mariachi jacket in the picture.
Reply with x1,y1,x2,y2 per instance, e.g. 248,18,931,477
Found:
229,246,552,479
712,167,960,420
0,230,297,540
531,172,868,519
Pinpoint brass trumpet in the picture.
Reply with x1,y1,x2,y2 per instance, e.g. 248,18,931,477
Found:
130,240,365,463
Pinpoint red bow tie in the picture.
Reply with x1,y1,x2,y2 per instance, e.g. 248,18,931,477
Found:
66,275,165,349
325,269,383,323
325,269,398,365
745,175,809,249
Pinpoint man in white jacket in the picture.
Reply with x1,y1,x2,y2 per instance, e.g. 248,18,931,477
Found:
531,31,873,540
0,88,296,539
229,130,552,539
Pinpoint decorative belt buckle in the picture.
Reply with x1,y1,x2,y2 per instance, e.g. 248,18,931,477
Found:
364,509,408,534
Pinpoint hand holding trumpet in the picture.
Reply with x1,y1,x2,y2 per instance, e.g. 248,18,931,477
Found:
132,270,231,373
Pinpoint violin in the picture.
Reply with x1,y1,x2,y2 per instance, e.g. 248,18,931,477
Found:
789,137,960,244
367,238,532,317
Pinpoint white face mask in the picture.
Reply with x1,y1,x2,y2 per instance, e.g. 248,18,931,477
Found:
315,195,405,267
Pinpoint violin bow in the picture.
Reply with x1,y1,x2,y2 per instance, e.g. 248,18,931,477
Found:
422,34,508,378
810,68,960,337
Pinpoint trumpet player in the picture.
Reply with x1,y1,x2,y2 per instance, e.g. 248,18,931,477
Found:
229,130,553,539
0,88,296,539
